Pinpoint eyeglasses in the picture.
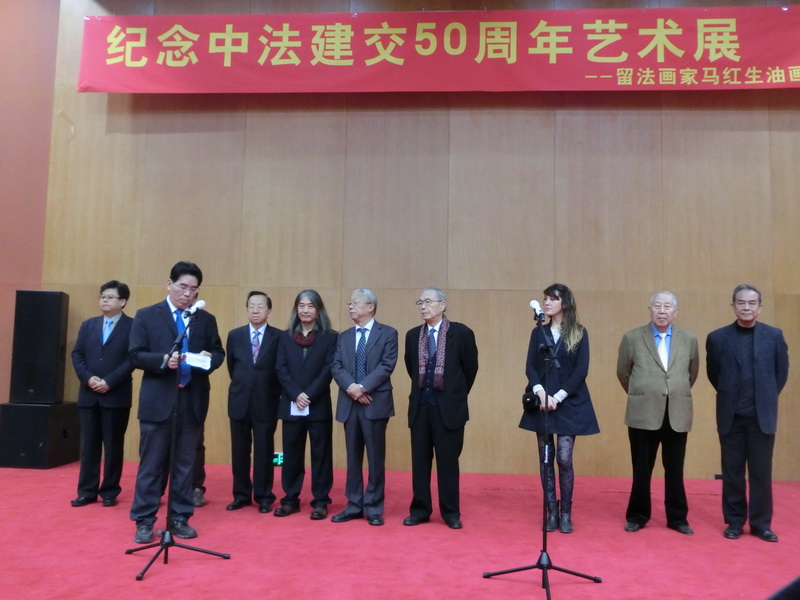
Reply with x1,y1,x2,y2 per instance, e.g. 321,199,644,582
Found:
99,295,120,301
415,299,441,306
346,301,368,307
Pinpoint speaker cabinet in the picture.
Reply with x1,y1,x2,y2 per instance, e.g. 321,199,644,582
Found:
9,290,69,404
0,403,80,468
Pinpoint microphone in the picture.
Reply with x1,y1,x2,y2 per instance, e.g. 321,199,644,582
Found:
184,300,206,317
529,300,545,322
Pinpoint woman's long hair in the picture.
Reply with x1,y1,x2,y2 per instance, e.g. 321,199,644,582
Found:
287,289,334,334
543,283,584,353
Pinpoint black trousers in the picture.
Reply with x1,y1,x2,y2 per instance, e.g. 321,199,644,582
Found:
720,414,775,532
230,414,277,504
409,401,464,520
280,418,333,509
76,404,130,500
626,407,688,528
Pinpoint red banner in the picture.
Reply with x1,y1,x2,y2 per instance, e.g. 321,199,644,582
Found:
78,7,800,93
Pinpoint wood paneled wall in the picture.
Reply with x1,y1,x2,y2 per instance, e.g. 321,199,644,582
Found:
43,1,800,481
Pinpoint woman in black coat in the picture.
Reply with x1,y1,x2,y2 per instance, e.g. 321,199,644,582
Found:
519,283,599,533
274,290,338,519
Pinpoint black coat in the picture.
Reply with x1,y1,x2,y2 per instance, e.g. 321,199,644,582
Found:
519,324,600,436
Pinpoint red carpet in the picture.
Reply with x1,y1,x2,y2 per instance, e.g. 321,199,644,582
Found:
0,463,797,599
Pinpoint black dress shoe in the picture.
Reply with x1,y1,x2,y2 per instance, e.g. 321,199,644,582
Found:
310,506,328,520
751,529,779,542
101,497,117,507
273,505,300,517
723,525,742,539
402,515,430,526
170,518,197,539
226,498,252,511
368,516,384,526
134,523,154,544
71,496,97,507
668,523,694,535
331,511,363,523
258,501,273,514
624,521,642,532
445,518,463,530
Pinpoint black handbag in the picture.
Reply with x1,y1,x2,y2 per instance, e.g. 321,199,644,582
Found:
522,390,541,413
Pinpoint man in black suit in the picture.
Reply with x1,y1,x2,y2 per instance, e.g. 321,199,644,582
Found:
403,287,479,529
225,291,283,514
128,261,224,544
331,289,398,527
70,280,134,508
706,284,789,543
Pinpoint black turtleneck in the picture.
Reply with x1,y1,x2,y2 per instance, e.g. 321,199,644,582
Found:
733,322,756,418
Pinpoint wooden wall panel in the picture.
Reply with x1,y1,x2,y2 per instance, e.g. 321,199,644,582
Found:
39,0,800,483
241,96,347,289
449,97,557,290
138,95,247,286
554,93,663,292
342,96,451,290
662,92,773,292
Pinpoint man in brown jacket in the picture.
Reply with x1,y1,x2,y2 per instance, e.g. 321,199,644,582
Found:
617,291,699,535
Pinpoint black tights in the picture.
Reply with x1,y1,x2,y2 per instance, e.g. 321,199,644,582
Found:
537,433,576,507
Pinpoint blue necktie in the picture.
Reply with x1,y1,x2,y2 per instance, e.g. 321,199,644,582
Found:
355,327,367,383
175,309,191,387
428,327,436,359
102,318,113,344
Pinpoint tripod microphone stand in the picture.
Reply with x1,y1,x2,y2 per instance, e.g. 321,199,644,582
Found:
483,312,601,599
125,308,230,580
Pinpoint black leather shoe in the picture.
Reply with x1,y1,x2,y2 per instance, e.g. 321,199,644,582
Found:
624,521,642,532
170,518,197,539
402,515,430,526
751,529,779,542
71,496,97,507
193,487,207,507
273,505,300,517
723,525,742,539
310,506,328,520
134,523,154,544
101,497,117,507
258,501,273,513
331,511,363,523
445,518,463,530
226,498,252,511
668,523,694,535
368,516,384,526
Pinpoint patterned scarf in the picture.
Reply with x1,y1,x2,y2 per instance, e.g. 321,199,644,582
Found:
417,317,449,390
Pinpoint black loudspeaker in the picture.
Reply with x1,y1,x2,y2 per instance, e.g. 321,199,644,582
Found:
9,290,69,404
0,403,80,468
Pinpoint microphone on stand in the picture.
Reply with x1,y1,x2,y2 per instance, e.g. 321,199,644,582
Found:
529,300,546,323
184,300,206,317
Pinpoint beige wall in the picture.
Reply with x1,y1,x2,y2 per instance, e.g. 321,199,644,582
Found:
43,1,800,481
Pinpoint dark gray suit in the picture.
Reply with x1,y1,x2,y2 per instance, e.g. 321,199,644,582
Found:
226,324,282,505
332,321,397,518
128,300,224,526
706,321,789,532
71,313,134,501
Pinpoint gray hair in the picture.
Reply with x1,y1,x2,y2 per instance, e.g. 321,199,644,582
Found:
649,291,678,307
353,288,377,312
420,287,447,303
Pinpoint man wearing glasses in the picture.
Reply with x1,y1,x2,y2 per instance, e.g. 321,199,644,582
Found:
403,288,479,529
331,289,398,526
70,280,134,508
128,261,225,544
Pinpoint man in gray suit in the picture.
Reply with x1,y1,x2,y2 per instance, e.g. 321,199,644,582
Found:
331,289,398,526
617,291,699,535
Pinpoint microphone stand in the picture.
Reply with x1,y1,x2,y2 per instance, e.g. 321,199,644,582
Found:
125,309,230,580
483,313,601,599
